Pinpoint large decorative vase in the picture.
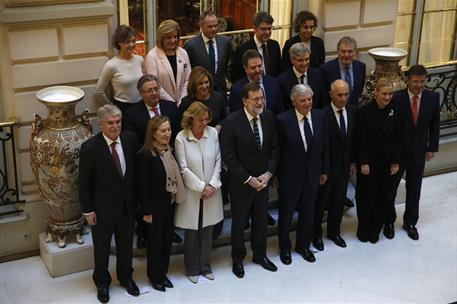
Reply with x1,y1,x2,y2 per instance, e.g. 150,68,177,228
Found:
359,47,408,107
30,86,92,248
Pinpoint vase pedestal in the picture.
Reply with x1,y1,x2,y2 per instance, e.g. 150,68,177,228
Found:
39,231,94,277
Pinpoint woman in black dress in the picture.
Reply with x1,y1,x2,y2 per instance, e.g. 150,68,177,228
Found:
356,78,401,243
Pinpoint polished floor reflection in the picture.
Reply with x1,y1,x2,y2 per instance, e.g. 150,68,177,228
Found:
1,172,456,303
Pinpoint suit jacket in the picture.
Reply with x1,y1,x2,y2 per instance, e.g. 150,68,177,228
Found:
220,109,279,195
276,109,329,198
323,104,357,177
145,46,191,104
231,38,282,82
320,58,366,106
393,88,440,164
79,131,138,225
277,67,325,109
123,99,179,145
281,35,325,70
184,33,231,94
228,76,284,115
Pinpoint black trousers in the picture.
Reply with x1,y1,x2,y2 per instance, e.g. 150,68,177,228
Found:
386,157,426,226
91,212,134,288
314,172,348,238
146,203,174,284
278,178,318,252
229,186,268,263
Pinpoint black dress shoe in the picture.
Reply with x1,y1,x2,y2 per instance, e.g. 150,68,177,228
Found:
280,250,292,265
121,280,140,297
403,224,419,240
328,235,347,248
162,276,173,288
172,231,183,243
312,238,324,251
253,256,278,272
267,213,276,226
383,223,395,240
369,235,379,244
136,237,146,249
151,282,166,292
344,197,355,207
97,287,110,303
296,248,316,263
232,262,245,278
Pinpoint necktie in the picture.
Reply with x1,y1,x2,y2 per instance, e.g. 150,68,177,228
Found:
252,117,261,149
151,106,159,116
411,95,418,126
303,117,313,151
261,43,270,75
338,109,346,136
344,67,352,93
300,74,307,84
110,142,122,176
208,39,216,73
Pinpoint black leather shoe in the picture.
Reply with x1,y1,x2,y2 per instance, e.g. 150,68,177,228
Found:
172,231,183,243
369,235,379,244
328,235,347,248
151,282,166,292
267,212,276,225
253,256,278,272
344,197,355,208
97,287,110,303
403,224,419,240
232,262,245,278
136,237,146,249
296,248,316,263
121,280,139,297
383,223,395,239
162,276,173,288
312,238,324,251
280,250,292,265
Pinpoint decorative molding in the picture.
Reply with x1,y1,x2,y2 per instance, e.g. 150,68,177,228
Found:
4,0,102,8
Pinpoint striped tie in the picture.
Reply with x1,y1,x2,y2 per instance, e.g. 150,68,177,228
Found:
252,117,261,149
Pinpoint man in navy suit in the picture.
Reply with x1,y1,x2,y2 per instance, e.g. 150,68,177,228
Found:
276,84,329,265
313,80,357,251
384,64,440,241
221,82,279,278
229,50,283,116
231,11,282,82
320,36,366,107
79,105,140,303
123,75,179,249
278,42,325,109
184,11,231,96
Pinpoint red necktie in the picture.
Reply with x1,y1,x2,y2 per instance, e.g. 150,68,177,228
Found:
411,95,418,126
110,142,122,176
151,107,160,116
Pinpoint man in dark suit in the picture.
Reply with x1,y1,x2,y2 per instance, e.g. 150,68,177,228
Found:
229,49,283,116
320,36,366,107
276,84,329,265
281,10,325,70
231,11,282,82
123,75,179,249
278,42,325,109
313,80,357,251
384,64,440,241
184,11,231,96
221,82,279,278
79,105,140,303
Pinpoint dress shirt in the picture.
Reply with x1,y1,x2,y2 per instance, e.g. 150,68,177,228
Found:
102,133,126,176
202,33,219,72
330,102,348,131
295,109,314,151
243,107,267,184
408,90,422,114
146,102,161,118
254,35,268,75
293,66,308,85
338,61,354,91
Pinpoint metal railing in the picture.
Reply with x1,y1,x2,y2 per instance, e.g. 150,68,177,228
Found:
0,118,24,216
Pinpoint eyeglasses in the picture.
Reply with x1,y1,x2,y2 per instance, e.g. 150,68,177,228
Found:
123,39,136,44
301,25,315,30
248,96,265,102
142,87,161,93
257,26,273,32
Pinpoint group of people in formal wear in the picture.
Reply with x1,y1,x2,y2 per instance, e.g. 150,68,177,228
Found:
83,9,441,303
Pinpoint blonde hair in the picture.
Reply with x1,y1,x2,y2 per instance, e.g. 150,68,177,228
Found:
141,116,171,155
375,78,393,91
156,19,181,50
181,102,212,130
187,66,213,97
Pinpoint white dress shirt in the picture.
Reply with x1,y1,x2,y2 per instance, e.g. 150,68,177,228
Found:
293,66,308,85
202,33,219,72
102,133,126,176
295,109,313,151
408,90,422,113
330,102,348,131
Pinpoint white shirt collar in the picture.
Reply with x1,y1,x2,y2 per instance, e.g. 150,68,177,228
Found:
254,35,266,49
330,102,345,113
102,133,121,147
186,127,209,141
202,33,215,44
293,66,307,79
408,90,422,100
295,109,311,122
244,107,260,122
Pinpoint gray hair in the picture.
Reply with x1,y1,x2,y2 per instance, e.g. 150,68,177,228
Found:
137,74,160,91
290,84,313,100
337,36,357,50
97,104,122,121
289,42,310,60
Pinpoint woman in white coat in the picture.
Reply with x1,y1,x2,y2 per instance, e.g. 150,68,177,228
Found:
174,102,223,284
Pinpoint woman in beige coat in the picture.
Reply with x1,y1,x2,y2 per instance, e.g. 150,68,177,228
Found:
145,19,191,106
174,102,224,284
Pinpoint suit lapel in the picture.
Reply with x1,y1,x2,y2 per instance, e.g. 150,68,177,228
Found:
158,48,177,99
96,133,121,178
288,110,306,153
197,34,212,68
215,36,224,73
240,110,259,150
327,106,344,143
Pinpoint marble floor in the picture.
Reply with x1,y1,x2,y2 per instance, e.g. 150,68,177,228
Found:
1,172,456,303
